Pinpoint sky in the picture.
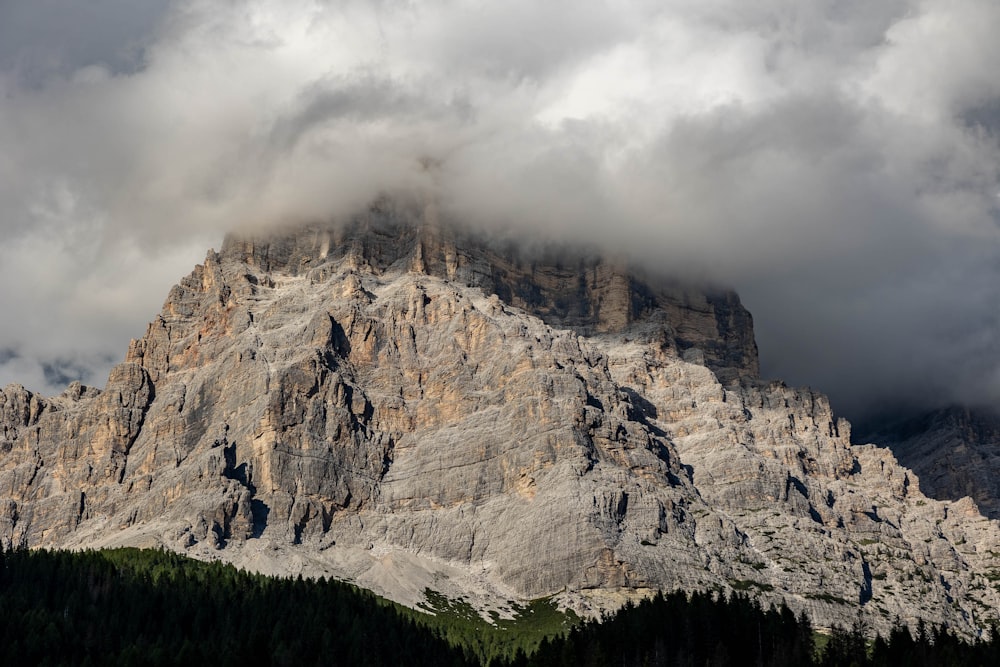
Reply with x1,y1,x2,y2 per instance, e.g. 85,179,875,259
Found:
1,0,999,424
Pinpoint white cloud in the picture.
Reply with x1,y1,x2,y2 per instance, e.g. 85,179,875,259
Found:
1,0,999,419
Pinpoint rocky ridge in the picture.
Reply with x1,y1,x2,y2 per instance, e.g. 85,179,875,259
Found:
865,407,1000,521
3,200,1000,635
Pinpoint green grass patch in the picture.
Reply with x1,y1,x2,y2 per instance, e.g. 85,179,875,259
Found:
813,630,831,657
409,588,579,664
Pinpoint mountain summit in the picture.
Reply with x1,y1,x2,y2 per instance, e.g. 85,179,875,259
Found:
2,200,1000,634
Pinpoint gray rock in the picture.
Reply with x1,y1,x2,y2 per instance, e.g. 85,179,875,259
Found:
866,407,1000,520
2,199,1000,637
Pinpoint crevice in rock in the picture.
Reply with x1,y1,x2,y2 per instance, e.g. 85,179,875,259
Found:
860,560,873,605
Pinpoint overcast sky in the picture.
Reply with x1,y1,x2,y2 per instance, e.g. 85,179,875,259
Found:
1,0,999,424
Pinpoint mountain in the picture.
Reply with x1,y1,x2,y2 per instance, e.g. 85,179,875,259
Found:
3,198,1000,636
862,407,1000,521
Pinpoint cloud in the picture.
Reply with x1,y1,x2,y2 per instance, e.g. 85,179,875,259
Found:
1,0,999,423
0,0,172,86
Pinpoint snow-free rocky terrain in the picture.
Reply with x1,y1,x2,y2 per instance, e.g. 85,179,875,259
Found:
866,407,1000,523
4,199,1000,635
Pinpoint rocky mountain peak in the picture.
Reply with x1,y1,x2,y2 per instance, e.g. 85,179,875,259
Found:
3,200,1000,637
218,199,759,384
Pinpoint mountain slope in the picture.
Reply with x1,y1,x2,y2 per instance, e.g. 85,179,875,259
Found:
863,407,1000,521
2,199,1000,635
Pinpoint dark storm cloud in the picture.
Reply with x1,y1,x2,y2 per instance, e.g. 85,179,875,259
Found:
1,0,999,424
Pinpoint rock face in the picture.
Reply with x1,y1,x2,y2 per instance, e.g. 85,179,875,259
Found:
865,407,1000,521
3,199,1000,635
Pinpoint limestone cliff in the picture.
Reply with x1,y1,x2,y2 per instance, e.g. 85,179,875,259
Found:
2,199,1000,636
865,407,1000,521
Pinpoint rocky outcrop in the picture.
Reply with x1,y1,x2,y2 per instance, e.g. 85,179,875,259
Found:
2,199,1000,636
218,200,760,385
865,407,1000,520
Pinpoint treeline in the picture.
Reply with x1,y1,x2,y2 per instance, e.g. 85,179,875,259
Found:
509,591,1000,667
0,546,473,667
1,546,997,666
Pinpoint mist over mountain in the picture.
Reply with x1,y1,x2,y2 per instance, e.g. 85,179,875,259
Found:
6,206,1000,639
2,2,1000,420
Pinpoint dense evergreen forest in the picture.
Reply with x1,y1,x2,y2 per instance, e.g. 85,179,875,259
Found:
0,546,473,666
523,592,1000,667
1,546,996,666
